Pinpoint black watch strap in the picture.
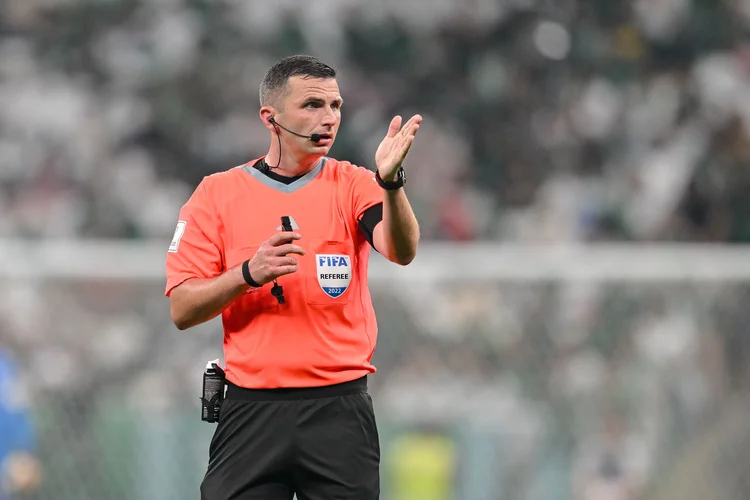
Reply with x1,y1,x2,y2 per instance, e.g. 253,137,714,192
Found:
375,167,405,190
242,260,262,287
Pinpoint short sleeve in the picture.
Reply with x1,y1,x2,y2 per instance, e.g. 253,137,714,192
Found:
350,167,384,222
165,179,224,296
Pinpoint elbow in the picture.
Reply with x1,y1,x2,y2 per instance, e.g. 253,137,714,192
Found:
392,239,419,266
399,254,416,266
393,249,417,266
171,312,190,331
170,301,192,331
173,318,190,331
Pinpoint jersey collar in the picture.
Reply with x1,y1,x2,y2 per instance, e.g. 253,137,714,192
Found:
242,157,327,194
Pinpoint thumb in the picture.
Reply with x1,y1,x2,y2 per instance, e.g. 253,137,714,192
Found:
387,115,402,138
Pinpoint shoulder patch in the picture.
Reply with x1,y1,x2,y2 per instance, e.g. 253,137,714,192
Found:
169,221,187,253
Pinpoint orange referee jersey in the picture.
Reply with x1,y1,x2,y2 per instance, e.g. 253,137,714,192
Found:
165,157,384,389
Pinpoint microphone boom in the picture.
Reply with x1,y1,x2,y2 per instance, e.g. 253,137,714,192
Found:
270,117,324,142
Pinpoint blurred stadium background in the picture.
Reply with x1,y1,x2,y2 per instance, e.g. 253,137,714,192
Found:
1,0,750,499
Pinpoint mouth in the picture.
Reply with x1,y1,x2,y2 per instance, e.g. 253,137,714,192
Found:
314,133,333,145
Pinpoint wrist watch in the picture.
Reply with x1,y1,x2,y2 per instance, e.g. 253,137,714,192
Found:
375,166,406,190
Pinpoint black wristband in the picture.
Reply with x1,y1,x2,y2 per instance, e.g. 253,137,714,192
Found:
241,260,262,287
375,167,405,190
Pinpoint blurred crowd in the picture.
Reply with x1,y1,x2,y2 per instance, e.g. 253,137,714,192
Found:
1,0,749,243
370,279,750,499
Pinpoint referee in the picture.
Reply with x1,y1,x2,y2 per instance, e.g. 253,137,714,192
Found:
165,55,421,499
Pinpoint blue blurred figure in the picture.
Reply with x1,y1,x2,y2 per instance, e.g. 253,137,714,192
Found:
0,349,40,500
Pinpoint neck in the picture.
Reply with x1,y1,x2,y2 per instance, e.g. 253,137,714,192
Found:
264,142,322,177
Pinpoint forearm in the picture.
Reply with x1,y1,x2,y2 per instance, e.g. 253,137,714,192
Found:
169,266,250,330
378,188,420,265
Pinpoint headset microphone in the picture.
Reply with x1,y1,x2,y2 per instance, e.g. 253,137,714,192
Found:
264,117,325,172
268,117,322,142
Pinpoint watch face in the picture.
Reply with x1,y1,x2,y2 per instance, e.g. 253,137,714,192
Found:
396,167,405,185
377,168,405,189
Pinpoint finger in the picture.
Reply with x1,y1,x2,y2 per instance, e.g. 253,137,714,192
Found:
396,117,414,137
397,136,415,161
274,265,299,278
272,244,306,256
268,232,301,246
399,114,422,136
387,115,402,138
398,133,415,150
273,256,299,267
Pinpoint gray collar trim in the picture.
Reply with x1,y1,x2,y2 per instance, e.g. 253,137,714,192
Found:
242,158,327,194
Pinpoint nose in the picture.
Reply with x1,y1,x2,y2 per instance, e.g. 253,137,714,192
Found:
322,106,338,128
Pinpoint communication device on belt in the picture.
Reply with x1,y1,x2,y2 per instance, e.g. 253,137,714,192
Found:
200,359,225,423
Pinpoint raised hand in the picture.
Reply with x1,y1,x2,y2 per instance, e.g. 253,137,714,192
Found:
375,114,422,181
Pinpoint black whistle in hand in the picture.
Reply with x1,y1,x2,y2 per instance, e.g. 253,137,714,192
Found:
272,216,293,304
281,216,293,232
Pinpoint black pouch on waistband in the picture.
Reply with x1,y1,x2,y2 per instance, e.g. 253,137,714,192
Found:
200,360,225,423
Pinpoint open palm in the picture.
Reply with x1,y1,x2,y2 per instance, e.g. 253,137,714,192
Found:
375,114,422,180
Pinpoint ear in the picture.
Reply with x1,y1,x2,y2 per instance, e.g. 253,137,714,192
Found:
259,107,277,132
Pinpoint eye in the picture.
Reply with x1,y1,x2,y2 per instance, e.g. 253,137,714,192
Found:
305,101,321,109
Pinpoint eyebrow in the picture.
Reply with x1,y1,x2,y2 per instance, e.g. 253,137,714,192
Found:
302,96,344,106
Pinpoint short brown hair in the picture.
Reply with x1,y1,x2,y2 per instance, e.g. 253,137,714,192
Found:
259,55,337,108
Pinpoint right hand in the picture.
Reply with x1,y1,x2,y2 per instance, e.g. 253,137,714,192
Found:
247,232,305,285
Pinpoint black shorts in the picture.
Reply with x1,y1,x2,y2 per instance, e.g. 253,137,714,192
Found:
200,376,380,500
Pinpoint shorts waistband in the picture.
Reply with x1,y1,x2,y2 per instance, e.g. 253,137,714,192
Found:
225,375,368,401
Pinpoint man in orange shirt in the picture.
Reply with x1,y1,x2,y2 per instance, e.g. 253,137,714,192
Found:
165,55,421,499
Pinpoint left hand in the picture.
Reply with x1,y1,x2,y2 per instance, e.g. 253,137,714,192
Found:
375,114,422,181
